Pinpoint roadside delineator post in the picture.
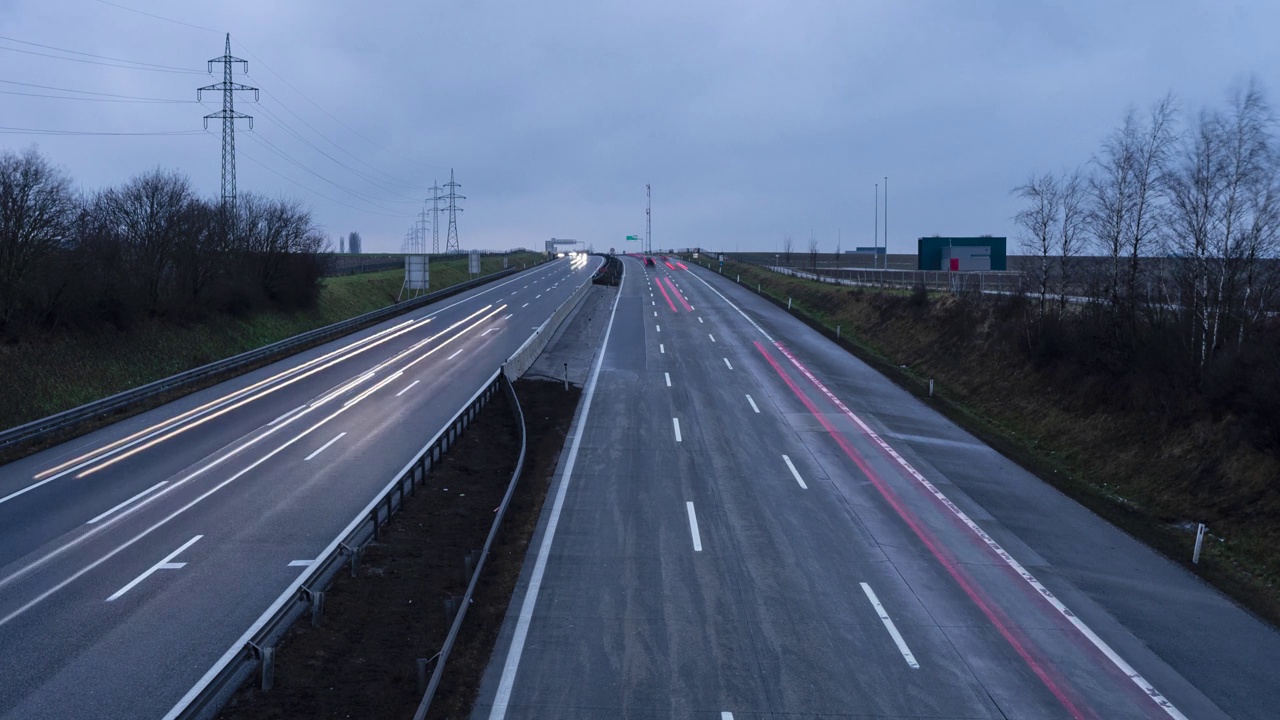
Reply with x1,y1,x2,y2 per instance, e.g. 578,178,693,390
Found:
788,297,792,310
929,379,934,397
837,325,841,340
1193,523,1207,564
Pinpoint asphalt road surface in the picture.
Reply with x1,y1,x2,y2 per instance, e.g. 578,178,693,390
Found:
473,255,1280,719
0,254,602,719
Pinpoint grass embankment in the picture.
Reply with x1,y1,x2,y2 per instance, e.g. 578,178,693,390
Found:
696,256,1280,626
0,252,544,432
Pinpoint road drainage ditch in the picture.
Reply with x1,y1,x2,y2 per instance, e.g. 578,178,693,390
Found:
216,378,582,720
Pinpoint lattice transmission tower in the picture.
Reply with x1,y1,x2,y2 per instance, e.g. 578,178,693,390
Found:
443,169,464,253
427,181,443,254
198,34,258,210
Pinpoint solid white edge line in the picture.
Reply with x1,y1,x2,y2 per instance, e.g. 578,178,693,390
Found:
287,560,313,567
106,534,202,602
86,481,168,524
672,417,682,442
268,405,305,426
688,265,1187,720
860,582,919,669
487,257,626,719
686,501,702,552
395,379,421,397
447,347,465,360
782,454,808,489
745,394,760,413
164,369,503,720
305,432,347,461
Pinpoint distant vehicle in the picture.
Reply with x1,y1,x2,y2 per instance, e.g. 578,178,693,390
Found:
644,257,655,266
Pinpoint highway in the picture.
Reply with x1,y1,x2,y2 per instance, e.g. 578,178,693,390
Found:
0,254,602,720
474,255,1280,719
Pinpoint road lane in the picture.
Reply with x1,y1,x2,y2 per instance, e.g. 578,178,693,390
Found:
0,255,601,719
475,256,1279,719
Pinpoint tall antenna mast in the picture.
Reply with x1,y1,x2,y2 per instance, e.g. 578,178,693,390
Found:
646,183,651,254
198,34,257,211
443,169,465,253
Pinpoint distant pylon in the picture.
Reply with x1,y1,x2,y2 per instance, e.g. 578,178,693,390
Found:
443,169,465,253
416,208,430,253
428,180,442,254
198,34,258,210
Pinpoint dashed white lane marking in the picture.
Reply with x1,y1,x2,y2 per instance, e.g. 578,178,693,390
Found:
723,358,733,370
686,501,703,552
447,347,465,360
745,394,760,413
654,311,658,317
721,714,734,720
672,417,682,442
659,344,665,354
782,454,808,489
269,405,305,426
708,333,716,342
481,327,497,336
502,314,513,320
288,560,314,567
861,582,920,669
698,317,703,323
305,432,347,461
521,303,529,308
536,294,542,299
107,535,202,601
87,481,168,524
656,325,661,333
395,380,420,397
664,372,671,387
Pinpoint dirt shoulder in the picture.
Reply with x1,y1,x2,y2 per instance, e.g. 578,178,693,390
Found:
215,378,581,720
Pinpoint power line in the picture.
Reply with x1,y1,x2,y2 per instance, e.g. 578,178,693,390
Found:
0,42,202,74
240,130,409,212
252,100,421,200
0,35,202,71
249,83,425,189
237,144,407,219
0,126,203,136
0,78,198,101
94,0,219,33
0,90,194,104
233,39,450,172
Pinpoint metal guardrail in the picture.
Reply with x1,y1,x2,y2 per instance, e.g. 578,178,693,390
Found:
0,267,526,454
503,278,591,382
164,370,506,720
413,370,527,718
165,266,598,720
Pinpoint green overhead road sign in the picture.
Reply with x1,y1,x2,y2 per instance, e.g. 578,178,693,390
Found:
626,235,639,241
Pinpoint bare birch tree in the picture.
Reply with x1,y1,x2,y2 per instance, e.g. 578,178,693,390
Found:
1014,172,1060,318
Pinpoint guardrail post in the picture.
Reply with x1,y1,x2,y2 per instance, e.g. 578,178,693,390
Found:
443,596,459,627
257,644,275,691
309,590,325,627
417,658,432,694
371,508,380,542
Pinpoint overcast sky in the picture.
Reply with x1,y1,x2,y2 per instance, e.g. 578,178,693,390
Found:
3,1,1277,254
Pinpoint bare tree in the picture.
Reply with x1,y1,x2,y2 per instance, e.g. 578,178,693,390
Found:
782,234,793,266
1058,169,1088,312
1166,80,1277,366
348,231,362,254
1125,95,1178,308
1014,172,1060,318
808,231,819,270
0,148,75,330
